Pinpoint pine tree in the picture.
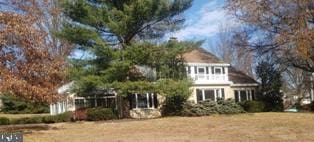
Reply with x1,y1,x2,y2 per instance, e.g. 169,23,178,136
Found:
57,0,194,96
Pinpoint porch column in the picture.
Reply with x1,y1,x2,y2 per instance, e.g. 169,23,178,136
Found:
146,93,149,108
58,102,62,114
224,67,229,81
94,95,97,107
152,93,155,108
238,91,241,102
49,104,54,115
135,93,138,109
202,89,205,101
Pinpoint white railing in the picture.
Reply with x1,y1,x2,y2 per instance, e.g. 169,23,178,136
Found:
190,74,227,81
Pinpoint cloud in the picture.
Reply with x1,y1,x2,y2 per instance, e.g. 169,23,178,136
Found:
167,0,238,41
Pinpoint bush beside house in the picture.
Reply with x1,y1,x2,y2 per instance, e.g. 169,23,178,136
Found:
86,108,116,121
181,99,244,116
240,101,265,112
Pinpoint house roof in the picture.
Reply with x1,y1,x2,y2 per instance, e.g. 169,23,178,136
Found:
228,67,258,84
182,48,225,64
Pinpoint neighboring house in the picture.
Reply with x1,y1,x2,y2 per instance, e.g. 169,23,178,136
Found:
50,48,259,118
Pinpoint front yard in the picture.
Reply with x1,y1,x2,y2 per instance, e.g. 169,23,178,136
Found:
2,112,314,142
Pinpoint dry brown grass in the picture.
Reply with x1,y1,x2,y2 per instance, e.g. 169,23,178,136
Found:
10,112,314,142
0,113,49,119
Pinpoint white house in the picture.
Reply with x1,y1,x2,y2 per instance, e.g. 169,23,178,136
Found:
50,48,259,118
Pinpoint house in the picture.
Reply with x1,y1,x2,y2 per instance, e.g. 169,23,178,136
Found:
183,48,258,103
50,48,259,118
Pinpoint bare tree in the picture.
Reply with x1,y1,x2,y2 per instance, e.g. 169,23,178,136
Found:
213,24,255,77
226,0,314,72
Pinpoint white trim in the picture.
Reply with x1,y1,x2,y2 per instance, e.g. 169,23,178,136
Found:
231,83,259,87
135,93,138,109
186,63,230,67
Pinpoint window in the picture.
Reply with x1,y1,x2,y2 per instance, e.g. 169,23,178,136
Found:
204,90,215,101
251,90,255,100
187,66,191,74
131,93,157,109
75,99,85,108
196,88,224,103
196,89,203,102
234,89,255,102
234,91,239,102
198,67,205,74
214,67,222,74
240,91,247,102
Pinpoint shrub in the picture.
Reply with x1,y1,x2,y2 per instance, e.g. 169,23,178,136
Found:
86,108,116,121
0,117,10,125
240,101,265,112
0,93,49,114
311,101,314,111
162,95,187,116
181,99,244,116
72,108,88,121
217,99,245,114
42,112,72,123
11,117,42,124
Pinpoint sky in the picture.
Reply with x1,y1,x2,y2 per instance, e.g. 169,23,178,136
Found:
0,0,237,58
166,0,238,51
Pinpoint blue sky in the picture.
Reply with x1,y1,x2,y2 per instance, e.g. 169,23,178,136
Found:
167,0,238,51
0,0,236,58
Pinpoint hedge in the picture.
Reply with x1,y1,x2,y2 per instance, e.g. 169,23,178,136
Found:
86,108,116,121
240,101,265,113
0,112,73,125
181,99,244,116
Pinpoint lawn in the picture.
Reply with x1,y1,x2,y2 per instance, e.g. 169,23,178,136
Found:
2,112,314,142
0,113,49,119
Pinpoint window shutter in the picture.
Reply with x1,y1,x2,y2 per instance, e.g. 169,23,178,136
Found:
194,66,197,74
188,66,191,74
221,88,225,99
222,67,225,74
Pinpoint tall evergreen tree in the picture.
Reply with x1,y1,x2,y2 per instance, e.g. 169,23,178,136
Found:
58,0,192,48
256,60,283,111
57,0,194,96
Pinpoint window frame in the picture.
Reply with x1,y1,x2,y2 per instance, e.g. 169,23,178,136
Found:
132,93,157,110
234,89,255,102
214,67,223,75
196,88,224,103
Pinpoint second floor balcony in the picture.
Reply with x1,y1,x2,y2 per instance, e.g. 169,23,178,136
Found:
186,65,230,84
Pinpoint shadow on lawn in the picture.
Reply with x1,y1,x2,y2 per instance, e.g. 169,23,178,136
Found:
0,124,59,134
